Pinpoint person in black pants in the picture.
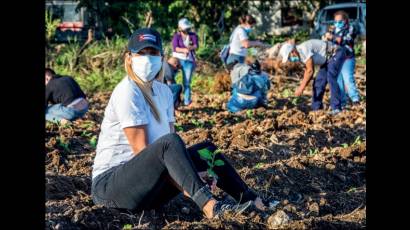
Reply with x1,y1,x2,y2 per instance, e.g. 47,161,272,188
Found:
91,28,266,219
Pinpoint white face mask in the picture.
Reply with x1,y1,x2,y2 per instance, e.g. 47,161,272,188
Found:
131,55,162,82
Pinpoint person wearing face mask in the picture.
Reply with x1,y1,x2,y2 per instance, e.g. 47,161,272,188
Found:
172,18,198,106
162,57,182,109
226,14,265,66
279,39,346,115
329,10,361,107
91,28,268,219
45,68,89,124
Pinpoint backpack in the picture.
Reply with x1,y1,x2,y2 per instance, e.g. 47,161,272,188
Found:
219,27,240,65
233,73,256,95
219,44,230,65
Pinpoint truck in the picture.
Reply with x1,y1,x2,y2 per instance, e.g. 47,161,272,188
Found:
46,0,103,43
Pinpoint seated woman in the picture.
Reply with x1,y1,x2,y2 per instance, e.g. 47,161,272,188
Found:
45,68,89,123
91,28,267,219
227,58,271,113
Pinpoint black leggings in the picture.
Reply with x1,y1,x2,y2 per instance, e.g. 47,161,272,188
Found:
91,133,257,211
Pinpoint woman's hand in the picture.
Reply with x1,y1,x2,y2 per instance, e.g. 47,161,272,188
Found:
175,47,190,54
187,45,197,51
295,86,304,97
198,171,218,192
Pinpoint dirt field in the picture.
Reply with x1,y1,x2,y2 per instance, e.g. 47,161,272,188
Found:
45,63,366,229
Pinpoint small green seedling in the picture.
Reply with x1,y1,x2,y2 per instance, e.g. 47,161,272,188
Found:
308,148,319,156
352,136,362,146
175,124,184,132
198,148,225,179
89,135,97,148
79,121,94,129
81,130,93,137
57,136,70,152
347,187,357,193
246,110,254,119
341,143,349,148
122,224,133,230
291,97,300,106
191,119,204,128
282,89,292,98
254,163,264,169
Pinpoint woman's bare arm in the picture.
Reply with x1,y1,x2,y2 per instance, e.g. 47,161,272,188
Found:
123,125,148,155
295,58,315,96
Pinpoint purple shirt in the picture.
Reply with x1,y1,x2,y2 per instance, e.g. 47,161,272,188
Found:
172,32,198,65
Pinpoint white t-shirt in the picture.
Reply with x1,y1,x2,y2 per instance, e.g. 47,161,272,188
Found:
229,26,249,57
92,77,175,179
296,39,330,66
230,63,250,85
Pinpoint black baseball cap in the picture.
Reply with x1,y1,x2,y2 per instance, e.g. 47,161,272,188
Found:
128,28,163,55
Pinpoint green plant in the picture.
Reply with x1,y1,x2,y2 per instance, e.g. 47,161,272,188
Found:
198,148,224,179
293,29,310,43
352,136,362,146
191,119,204,128
291,97,300,106
282,89,292,98
175,124,184,132
347,187,357,193
45,10,60,42
81,130,93,137
254,163,264,169
341,143,349,148
246,110,254,119
89,136,98,149
354,43,363,56
56,136,70,152
122,224,133,230
308,148,319,156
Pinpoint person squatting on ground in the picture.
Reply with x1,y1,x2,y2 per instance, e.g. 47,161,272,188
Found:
91,28,268,219
227,58,271,113
162,56,183,109
279,39,347,115
172,18,198,106
45,68,89,123
328,10,361,106
226,14,265,65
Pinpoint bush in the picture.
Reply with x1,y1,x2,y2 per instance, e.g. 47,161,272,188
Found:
49,36,128,93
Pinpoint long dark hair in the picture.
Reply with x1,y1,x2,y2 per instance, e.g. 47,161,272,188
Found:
239,14,256,25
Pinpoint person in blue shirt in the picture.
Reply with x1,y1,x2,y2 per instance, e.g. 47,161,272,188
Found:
227,58,271,113
329,10,361,106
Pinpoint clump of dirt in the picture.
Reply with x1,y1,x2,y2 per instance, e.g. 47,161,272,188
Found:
211,70,231,93
45,61,366,229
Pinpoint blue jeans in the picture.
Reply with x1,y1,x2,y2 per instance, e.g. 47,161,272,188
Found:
179,60,196,105
337,57,360,104
46,103,88,122
312,47,346,111
226,53,245,65
168,84,182,108
227,90,263,113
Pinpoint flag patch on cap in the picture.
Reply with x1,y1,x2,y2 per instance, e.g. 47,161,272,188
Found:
138,34,156,42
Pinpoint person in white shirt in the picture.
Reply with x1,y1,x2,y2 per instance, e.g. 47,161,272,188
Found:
91,27,267,219
279,39,347,115
226,14,265,65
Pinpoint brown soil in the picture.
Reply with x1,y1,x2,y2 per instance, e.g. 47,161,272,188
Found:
46,63,366,229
